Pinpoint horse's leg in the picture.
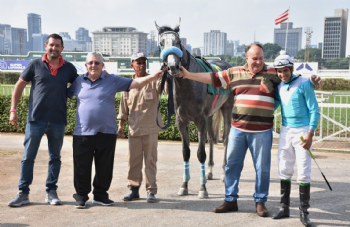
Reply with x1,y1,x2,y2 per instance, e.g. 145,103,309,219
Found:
206,116,215,180
177,119,191,196
220,97,234,182
196,120,209,199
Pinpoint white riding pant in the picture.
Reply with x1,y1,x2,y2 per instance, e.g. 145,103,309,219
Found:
278,126,312,184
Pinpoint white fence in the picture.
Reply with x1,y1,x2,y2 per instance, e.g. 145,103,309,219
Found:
273,91,350,152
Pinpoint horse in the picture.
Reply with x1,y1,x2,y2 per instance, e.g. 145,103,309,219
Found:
155,19,234,198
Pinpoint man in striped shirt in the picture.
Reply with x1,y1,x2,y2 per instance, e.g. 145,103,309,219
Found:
180,44,289,217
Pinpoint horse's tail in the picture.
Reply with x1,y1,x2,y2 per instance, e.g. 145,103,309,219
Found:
213,110,223,144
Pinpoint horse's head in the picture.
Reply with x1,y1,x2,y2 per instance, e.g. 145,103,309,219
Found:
155,19,183,77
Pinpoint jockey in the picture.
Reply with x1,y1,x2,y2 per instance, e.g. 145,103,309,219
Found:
272,51,320,227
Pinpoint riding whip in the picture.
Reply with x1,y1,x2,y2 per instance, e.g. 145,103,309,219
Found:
300,136,332,191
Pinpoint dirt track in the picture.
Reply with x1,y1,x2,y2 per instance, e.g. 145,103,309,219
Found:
0,133,349,227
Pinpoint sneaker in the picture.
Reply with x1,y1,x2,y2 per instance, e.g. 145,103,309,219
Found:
92,198,114,206
75,200,87,209
8,191,30,207
147,192,156,203
45,190,62,205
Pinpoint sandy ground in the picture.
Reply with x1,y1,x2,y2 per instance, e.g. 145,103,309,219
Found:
0,132,349,227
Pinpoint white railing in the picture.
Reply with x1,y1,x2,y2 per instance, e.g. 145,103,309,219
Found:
273,91,350,152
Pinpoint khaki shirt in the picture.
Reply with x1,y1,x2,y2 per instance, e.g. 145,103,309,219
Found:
117,74,167,136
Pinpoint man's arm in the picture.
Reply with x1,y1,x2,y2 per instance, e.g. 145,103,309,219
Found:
9,80,27,128
129,70,164,90
180,66,212,84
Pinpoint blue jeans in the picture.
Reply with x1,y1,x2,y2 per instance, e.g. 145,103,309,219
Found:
224,126,272,203
19,120,65,193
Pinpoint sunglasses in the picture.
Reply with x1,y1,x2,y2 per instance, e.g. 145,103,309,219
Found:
87,61,101,65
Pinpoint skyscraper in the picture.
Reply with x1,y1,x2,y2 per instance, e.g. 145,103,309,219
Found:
27,13,41,52
75,27,92,52
203,30,227,56
32,33,48,51
11,27,28,55
274,22,302,57
0,24,12,54
322,9,349,59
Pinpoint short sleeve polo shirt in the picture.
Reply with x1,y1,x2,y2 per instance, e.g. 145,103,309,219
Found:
20,56,78,124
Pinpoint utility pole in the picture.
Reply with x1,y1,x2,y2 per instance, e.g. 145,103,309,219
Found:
304,27,313,62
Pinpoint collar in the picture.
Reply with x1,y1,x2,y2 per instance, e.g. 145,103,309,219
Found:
132,73,149,79
83,71,106,80
242,63,267,75
42,53,65,65
283,74,297,85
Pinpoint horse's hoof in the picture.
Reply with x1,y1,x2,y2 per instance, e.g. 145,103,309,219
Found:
198,191,209,199
220,175,225,183
178,188,188,196
206,172,213,180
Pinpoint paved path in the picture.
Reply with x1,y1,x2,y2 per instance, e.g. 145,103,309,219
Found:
0,133,349,227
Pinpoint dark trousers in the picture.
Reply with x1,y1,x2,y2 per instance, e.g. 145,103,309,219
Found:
73,132,117,201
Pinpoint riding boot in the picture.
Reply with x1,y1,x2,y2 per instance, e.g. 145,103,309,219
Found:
272,180,291,219
123,186,140,201
299,184,312,227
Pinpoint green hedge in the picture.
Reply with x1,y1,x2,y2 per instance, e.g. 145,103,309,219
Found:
0,95,199,141
314,78,350,91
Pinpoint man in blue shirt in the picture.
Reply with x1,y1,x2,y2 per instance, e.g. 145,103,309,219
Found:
272,51,320,227
8,34,78,207
67,52,163,209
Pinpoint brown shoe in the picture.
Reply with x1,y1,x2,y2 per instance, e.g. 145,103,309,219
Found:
213,201,238,213
256,202,269,217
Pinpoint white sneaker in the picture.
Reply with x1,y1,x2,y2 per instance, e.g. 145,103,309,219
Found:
45,190,62,205
8,191,30,207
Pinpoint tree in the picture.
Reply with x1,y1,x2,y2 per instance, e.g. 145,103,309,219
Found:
295,48,322,61
262,43,283,60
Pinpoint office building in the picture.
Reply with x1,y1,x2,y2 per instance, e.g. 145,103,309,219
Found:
0,32,4,55
11,27,28,55
186,44,192,53
27,13,41,52
203,30,227,56
0,24,12,54
226,40,234,56
147,39,157,56
75,27,92,52
32,33,48,51
192,47,201,56
236,44,247,57
322,9,349,59
180,38,187,49
274,22,302,57
92,27,148,56
318,42,323,49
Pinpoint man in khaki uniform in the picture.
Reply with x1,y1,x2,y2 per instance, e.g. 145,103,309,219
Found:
117,52,165,203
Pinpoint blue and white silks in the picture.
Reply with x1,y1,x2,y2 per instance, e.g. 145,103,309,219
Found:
274,74,320,131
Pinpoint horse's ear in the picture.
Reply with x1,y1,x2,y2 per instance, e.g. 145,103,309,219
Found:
173,17,181,33
155,21,164,34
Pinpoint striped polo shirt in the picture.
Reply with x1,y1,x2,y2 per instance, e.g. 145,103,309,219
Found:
211,63,281,132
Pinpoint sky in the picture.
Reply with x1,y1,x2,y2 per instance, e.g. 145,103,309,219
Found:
0,0,349,48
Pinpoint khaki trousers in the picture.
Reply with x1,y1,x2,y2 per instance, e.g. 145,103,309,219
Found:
127,133,158,194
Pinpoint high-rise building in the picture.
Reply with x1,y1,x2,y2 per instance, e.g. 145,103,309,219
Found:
186,44,192,53
236,44,248,57
92,27,148,56
318,42,323,49
274,22,302,57
27,13,41,52
0,32,4,55
322,9,349,59
32,33,48,51
147,39,157,56
75,27,92,52
191,47,201,56
180,38,187,49
233,40,239,56
203,30,227,56
11,27,28,55
0,24,12,54
226,40,234,56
